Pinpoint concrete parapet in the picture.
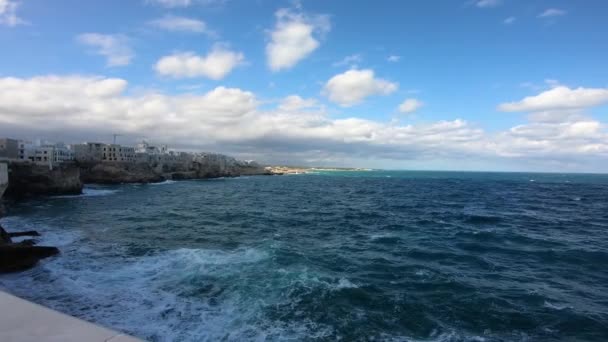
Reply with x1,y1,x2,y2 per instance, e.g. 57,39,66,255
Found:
0,291,143,342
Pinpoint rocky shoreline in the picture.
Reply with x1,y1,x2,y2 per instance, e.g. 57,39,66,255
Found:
0,225,59,273
0,153,275,273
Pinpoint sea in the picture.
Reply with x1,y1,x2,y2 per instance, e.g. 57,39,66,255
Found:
1,171,607,341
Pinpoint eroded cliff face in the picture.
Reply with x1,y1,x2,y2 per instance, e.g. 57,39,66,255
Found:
0,163,7,199
79,161,165,184
5,162,82,198
79,154,270,184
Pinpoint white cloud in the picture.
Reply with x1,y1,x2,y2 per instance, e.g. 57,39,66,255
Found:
322,69,398,107
387,55,401,62
0,75,607,171
0,0,25,26
475,0,502,8
155,44,244,80
504,16,516,24
398,98,424,114
333,54,362,68
498,86,608,113
266,8,330,71
278,95,318,111
77,33,134,67
538,8,567,18
149,15,214,36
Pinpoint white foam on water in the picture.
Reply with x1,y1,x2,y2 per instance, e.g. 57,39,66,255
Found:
149,180,176,186
336,277,359,289
0,241,335,341
415,269,433,277
0,216,81,248
543,300,572,311
369,233,399,241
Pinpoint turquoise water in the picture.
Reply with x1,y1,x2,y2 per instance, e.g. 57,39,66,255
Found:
1,171,608,341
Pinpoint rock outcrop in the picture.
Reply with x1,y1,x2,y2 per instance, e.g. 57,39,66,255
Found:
5,162,82,198
79,161,165,184
0,162,7,199
78,153,270,184
0,225,59,273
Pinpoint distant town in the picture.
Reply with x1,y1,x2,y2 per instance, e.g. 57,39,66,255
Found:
0,136,261,169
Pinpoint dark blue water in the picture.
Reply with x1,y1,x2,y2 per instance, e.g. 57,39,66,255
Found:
1,171,608,341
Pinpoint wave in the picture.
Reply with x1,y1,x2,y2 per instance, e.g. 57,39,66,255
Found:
544,301,572,311
149,180,177,186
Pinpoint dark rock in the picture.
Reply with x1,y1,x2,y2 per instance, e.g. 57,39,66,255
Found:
0,244,59,273
5,162,82,198
18,239,38,246
0,225,11,244
79,161,165,184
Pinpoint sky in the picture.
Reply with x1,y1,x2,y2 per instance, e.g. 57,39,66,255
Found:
0,0,607,172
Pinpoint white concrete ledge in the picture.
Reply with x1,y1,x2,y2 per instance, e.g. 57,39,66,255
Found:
0,290,143,342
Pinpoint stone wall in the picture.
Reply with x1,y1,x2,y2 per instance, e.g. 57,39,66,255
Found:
0,162,7,199
4,162,82,198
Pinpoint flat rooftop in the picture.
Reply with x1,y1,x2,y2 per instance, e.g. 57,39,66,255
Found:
0,290,143,342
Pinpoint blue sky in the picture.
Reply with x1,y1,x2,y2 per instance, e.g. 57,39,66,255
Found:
1,0,608,171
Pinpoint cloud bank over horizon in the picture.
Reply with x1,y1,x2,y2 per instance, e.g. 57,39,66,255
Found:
0,75,606,172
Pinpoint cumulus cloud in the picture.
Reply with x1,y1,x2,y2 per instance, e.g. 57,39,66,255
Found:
278,95,319,111
323,69,398,107
398,98,424,113
155,44,244,80
538,8,567,18
266,7,330,71
387,55,401,62
149,15,215,36
77,33,134,67
498,86,608,113
0,0,25,26
1,75,607,171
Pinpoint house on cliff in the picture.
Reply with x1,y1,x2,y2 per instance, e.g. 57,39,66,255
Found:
0,138,19,161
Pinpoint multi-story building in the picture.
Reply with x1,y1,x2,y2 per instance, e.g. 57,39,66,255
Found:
73,142,135,163
135,140,168,155
22,141,74,165
102,144,136,162
0,138,19,160
72,142,105,162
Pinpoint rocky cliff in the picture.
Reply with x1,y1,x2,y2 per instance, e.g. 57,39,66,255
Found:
79,161,165,184
5,162,82,198
79,154,270,184
0,162,7,199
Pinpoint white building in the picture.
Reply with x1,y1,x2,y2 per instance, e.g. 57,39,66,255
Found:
135,140,168,155
17,140,74,166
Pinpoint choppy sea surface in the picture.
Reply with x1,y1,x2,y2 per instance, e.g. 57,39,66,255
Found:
1,171,608,341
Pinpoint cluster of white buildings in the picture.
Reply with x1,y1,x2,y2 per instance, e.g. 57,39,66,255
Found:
0,137,186,167
0,138,74,166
